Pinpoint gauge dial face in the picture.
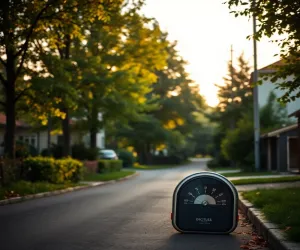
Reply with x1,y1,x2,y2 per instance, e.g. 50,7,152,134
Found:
175,176,236,232
184,185,227,206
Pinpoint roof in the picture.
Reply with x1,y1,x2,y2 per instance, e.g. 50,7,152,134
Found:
0,114,31,128
289,109,300,118
249,59,285,83
258,60,285,72
261,123,298,138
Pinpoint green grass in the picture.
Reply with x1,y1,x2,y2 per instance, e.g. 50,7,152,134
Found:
131,164,179,170
221,171,277,177
83,171,135,181
0,181,81,201
208,167,240,172
231,176,300,185
242,188,300,242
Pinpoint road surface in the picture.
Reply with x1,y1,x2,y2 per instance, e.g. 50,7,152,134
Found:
0,160,268,250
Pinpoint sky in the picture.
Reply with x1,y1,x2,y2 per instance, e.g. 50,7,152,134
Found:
142,0,281,106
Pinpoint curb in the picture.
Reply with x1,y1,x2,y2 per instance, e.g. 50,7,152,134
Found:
0,172,139,206
238,193,300,250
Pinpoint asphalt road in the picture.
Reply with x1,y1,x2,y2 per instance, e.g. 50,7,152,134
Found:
0,160,269,250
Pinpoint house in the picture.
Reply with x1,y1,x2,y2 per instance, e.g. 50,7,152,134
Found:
256,61,300,172
256,60,300,121
0,114,105,155
261,124,299,173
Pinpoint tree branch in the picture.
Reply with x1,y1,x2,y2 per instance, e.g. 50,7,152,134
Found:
15,0,58,78
14,87,31,103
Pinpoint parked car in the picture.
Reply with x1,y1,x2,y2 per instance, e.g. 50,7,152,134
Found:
99,149,118,160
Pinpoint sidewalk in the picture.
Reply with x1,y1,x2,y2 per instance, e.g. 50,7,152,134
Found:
236,181,300,191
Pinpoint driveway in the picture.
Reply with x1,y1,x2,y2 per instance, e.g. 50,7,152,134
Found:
0,160,268,250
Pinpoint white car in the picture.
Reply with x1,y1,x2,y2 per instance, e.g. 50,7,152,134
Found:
99,149,118,160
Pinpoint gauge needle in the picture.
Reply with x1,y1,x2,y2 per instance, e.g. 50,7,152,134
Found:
188,192,195,199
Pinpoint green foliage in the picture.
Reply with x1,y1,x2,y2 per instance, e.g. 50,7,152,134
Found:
113,38,205,164
211,54,253,129
41,144,63,159
71,144,99,161
226,0,300,103
221,114,254,169
83,171,135,182
98,160,123,173
208,54,252,167
232,176,300,185
117,150,135,168
0,181,80,200
260,91,291,132
23,157,83,184
15,141,38,158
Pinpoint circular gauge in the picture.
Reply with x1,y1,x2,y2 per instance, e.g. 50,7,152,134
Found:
172,172,238,234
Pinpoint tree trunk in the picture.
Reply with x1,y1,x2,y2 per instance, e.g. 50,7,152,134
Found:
61,35,71,157
62,108,71,157
4,66,16,159
297,114,300,172
90,104,98,149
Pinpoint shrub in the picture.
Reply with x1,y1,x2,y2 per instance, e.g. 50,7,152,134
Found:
0,158,24,186
71,144,99,161
41,144,63,159
23,157,83,184
98,160,123,173
117,149,135,168
16,141,38,158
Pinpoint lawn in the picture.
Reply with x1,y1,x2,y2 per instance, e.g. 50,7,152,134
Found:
221,171,278,177
208,167,240,172
0,181,81,201
131,164,179,170
231,176,300,185
242,187,300,242
83,170,135,181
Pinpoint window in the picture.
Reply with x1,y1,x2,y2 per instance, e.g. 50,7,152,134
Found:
18,135,37,147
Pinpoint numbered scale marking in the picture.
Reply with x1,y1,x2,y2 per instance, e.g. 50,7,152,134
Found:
184,185,227,206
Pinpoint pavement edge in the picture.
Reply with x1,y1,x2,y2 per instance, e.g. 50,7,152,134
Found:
238,192,300,250
0,172,139,206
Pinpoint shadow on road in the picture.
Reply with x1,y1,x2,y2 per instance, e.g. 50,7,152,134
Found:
159,232,242,250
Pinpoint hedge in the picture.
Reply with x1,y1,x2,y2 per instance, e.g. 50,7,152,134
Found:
23,157,83,184
98,160,123,173
117,149,135,168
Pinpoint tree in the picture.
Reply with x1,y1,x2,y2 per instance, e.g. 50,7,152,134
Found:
114,38,205,164
208,54,252,167
221,113,254,169
226,0,300,103
0,0,121,158
260,91,291,132
211,54,253,129
221,91,291,169
71,4,168,149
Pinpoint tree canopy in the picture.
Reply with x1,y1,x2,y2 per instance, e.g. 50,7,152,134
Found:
225,0,300,103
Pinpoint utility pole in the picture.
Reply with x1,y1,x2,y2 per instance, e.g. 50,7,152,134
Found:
230,45,235,168
253,2,260,171
230,45,235,130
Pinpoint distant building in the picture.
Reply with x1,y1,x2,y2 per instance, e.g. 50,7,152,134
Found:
0,113,105,156
254,60,300,121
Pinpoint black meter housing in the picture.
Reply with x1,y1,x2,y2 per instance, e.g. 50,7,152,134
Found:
172,172,238,234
